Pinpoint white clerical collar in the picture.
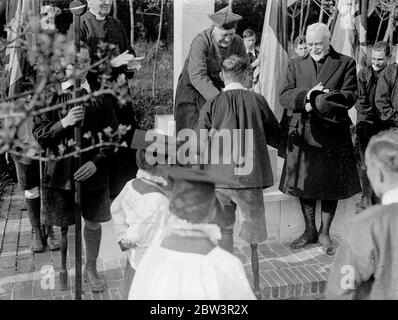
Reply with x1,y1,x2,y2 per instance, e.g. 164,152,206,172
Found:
382,187,398,205
61,79,91,93
223,82,247,92
90,9,106,20
247,49,256,57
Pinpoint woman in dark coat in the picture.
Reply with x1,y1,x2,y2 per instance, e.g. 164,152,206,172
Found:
278,23,361,254
33,43,118,292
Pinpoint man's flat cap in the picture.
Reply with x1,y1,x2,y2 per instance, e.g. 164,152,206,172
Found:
208,6,242,30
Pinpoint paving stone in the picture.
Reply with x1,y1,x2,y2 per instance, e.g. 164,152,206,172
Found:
262,286,271,300
107,279,123,289
18,235,32,248
234,251,249,264
105,267,123,281
259,260,274,272
108,288,122,300
267,257,291,269
16,259,34,274
1,241,18,253
276,269,296,298
3,233,19,244
101,289,111,300
33,281,53,298
0,268,15,278
0,255,16,269
261,270,279,288
12,281,33,300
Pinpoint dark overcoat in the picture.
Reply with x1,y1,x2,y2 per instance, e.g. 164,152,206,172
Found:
374,63,398,128
174,27,247,132
278,47,361,200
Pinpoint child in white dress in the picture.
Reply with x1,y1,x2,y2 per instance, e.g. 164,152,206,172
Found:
111,130,175,299
128,166,256,300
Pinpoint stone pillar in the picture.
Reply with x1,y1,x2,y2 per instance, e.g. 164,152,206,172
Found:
173,0,214,96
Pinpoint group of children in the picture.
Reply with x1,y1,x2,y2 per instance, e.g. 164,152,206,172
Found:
26,26,398,300
110,54,279,299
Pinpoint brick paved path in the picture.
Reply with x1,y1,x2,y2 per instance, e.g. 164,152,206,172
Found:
0,185,332,300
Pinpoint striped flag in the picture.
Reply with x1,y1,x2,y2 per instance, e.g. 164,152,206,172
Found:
331,0,370,123
4,0,40,97
255,0,289,121
331,0,370,68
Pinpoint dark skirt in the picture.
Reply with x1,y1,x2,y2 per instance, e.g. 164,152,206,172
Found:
41,187,111,227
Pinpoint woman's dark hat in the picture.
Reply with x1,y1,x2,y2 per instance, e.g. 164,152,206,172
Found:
208,6,242,30
309,90,350,124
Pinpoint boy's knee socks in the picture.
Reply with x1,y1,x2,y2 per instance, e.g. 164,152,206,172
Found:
83,225,102,270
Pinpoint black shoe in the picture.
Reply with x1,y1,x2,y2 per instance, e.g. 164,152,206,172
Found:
31,227,44,252
43,226,60,251
290,231,318,249
83,268,106,292
318,233,335,256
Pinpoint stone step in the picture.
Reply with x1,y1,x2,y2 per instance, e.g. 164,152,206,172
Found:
235,241,333,300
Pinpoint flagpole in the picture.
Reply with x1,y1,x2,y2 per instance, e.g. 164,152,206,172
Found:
70,0,85,301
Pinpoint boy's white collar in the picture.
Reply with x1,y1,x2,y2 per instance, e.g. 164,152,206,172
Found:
90,9,106,20
223,82,247,92
382,187,398,205
61,79,91,93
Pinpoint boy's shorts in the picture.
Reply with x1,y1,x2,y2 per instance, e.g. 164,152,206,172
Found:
214,187,267,244
12,156,40,190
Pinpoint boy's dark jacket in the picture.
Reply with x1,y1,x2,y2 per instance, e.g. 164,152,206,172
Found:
196,87,281,189
33,90,118,191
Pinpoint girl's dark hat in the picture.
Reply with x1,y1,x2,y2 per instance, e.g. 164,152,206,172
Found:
130,129,179,156
208,6,242,30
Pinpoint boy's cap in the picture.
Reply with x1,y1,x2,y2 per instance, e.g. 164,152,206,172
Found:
209,6,242,30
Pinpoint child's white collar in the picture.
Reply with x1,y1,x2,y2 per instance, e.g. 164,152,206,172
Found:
382,187,398,205
223,82,247,92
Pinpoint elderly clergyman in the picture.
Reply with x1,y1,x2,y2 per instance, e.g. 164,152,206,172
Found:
174,6,248,133
278,23,361,255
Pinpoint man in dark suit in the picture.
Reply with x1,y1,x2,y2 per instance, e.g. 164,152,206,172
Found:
279,23,361,255
243,29,259,65
243,28,259,88
355,41,391,209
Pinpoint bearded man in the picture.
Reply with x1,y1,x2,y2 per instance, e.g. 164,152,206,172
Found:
278,23,361,255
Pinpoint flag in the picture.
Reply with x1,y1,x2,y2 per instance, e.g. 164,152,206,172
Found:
331,0,369,68
255,0,289,121
331,0,369,123
4,0,40,97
